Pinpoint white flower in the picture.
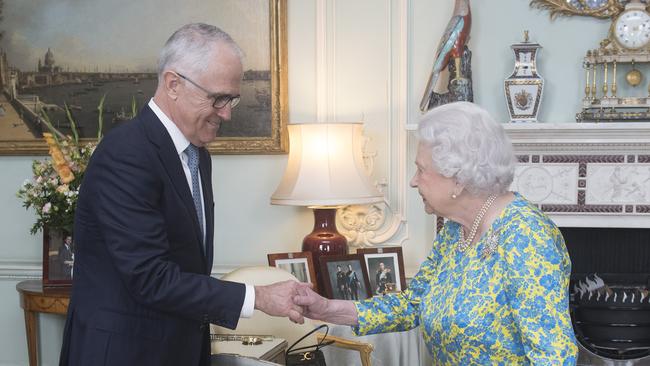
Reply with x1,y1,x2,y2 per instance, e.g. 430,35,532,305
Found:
42,202,52,214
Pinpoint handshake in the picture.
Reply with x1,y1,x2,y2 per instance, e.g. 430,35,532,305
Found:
253,280,358,326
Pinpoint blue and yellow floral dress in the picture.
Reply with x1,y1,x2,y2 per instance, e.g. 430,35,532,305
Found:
354,193,578,365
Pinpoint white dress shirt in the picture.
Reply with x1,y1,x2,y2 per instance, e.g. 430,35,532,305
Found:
148,99,255,318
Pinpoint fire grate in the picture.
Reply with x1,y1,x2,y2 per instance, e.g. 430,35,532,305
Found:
571,273,650,360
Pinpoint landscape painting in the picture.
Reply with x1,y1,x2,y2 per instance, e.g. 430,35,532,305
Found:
0,0,287,154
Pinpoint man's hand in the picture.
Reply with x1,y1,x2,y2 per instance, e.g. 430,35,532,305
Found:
292,285,329,320
254,280,311,324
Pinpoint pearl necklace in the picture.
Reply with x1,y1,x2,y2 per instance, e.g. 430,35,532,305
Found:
458,194,498,252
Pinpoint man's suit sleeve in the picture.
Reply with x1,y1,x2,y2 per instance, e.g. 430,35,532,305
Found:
90,140,245,329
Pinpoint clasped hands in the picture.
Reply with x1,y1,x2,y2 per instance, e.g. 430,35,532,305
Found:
254,281,329,324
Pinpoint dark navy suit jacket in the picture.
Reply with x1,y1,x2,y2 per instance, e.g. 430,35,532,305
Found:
59,106,246,366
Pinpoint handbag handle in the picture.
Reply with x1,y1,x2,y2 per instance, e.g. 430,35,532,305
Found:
286,324,333,355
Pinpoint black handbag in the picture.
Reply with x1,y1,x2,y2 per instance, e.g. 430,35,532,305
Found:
285,324,334,366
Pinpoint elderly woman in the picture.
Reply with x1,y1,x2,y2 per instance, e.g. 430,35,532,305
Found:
295,102,578,365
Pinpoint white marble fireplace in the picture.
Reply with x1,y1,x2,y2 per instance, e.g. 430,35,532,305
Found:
504,122,650,228
504,122,650,365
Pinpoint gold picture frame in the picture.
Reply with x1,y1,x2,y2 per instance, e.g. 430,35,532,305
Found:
0,0,287,155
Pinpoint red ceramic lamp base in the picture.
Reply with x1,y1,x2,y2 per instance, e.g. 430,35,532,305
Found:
302,208,347,294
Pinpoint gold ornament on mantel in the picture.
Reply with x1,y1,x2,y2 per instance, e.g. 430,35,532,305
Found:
531,0,650,122
626,61,642,87
572,0,650,122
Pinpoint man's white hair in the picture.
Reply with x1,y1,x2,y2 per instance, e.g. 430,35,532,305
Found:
157,23,243,82
417,101,517,196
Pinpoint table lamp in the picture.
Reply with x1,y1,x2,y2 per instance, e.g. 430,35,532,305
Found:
271,123,383,289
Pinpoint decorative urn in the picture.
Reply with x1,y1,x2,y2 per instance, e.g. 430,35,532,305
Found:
504,31,544,122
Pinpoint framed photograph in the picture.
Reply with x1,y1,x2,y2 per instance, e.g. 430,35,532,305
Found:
319,254,371,300
42,227,74,288
267,252,318,292
0,0,287,155
357,247,406,295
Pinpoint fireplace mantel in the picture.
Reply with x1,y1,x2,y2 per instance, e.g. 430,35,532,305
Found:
502,122,650,228
504,122,650,152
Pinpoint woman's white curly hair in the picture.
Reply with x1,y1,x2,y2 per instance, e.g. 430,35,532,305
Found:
417,101,517,196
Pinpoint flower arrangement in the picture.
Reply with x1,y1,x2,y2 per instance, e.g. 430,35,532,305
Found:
16,97,108,235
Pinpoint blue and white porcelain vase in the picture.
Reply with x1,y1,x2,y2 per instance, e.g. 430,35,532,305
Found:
504,31,544,122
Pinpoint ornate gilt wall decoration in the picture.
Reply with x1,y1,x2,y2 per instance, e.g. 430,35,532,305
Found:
529,0,624,20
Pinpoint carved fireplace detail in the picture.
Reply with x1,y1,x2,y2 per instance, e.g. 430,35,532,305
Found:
505,122,650,228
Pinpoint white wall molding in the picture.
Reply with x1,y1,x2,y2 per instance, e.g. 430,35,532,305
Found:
0,259,41,280
0,260,254,281
335,0,411,248
316,0,336,123
504,122,650,151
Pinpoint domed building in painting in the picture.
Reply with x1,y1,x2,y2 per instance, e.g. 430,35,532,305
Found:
38,48,61,74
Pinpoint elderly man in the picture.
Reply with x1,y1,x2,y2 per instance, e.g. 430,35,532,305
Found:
59,23,307,366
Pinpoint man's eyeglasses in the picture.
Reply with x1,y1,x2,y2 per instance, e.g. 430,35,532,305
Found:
175,72,241,109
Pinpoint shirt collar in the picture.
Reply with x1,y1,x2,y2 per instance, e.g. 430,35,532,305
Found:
148,99,190,155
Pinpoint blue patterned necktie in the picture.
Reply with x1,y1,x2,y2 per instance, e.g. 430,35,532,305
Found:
185,144,204,249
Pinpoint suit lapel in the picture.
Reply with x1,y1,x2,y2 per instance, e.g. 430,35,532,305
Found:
139,106,208,268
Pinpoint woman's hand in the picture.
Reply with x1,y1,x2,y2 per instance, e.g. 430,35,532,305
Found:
294,286,359,326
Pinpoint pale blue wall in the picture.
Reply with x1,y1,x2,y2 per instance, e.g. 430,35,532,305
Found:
0,157,61,366
470,1,608,123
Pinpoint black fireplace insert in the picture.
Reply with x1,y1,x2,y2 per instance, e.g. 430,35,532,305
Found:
571,273,650,360
562,227,650,362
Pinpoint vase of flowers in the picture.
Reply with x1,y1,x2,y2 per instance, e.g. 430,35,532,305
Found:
17,132,96,234
17,99,106,286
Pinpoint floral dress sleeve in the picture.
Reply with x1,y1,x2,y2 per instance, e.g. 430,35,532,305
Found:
352,230,446,336
501,212,579,365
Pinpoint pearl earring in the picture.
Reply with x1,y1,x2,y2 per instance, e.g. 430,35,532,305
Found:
451,193,457,199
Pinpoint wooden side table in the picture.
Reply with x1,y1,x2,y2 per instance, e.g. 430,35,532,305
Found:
16,280,70,366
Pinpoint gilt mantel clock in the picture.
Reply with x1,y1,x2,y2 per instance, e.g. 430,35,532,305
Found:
531,0,650,122
611,2,650,50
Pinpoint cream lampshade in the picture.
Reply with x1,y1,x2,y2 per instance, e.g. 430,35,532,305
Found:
271,122,384,292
